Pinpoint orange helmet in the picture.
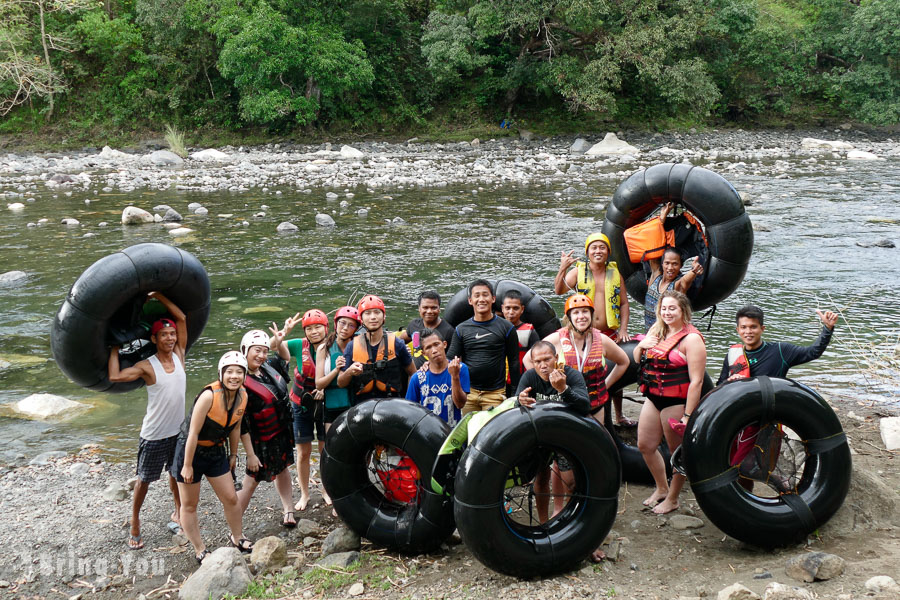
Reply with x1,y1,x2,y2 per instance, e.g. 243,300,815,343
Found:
357,294,385,315
302,309,328,328
564,294,594,315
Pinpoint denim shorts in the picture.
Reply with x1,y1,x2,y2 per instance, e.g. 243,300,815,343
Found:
292,400,325,444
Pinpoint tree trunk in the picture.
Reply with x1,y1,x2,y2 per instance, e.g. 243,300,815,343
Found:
37,0,54,119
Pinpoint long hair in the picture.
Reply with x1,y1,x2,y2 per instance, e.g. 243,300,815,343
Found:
648,290,692,340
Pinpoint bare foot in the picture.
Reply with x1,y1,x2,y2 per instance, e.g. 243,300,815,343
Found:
642,489,667,507
652,499,679,514
294,495,309,512
322,489,333,506
591,548,606,563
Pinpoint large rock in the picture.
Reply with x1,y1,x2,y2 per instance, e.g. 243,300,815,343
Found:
162,208,183,222
296,519,319,537
14,393,87,419
97,146,130,161
249,536,286,573
586,132,639,155
179,547,251,600
880,417,900,450
122,206,154,225
321,526,360,557
340,145,364,159
717,583,760,600
0,271,27,285
668,515,705,530
846,150,882,161
190,149,229,162
149,150,184,166
315,551,359,570
276,221,298,234
49,173,77,184
763,582,815,600
800,138,854,150
784,552,844,582
865,576,900,595
168,227,194,237
570,138,590,153
315,213,335,227
822,467,900,533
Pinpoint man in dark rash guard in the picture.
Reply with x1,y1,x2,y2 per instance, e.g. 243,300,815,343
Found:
716,304,837,384
447,279,521,414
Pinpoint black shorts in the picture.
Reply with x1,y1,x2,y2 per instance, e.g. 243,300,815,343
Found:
292,401,325,444
170,442,230,484
647,392,685,412
136,435,178,483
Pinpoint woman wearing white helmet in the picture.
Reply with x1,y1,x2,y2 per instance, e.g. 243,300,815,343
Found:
234,327,298,528
170,351,254,563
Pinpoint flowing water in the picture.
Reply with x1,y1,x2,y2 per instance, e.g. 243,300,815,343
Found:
1,149,898,462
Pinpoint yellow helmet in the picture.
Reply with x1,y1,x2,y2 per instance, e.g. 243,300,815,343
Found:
585,232,611,253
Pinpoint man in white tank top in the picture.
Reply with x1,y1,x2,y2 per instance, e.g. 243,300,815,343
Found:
108,292,188,551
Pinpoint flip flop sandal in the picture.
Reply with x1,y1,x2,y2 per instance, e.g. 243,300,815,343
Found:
282,512,296,528
127,534,144,550
167,521,183,535
195,549,210,564
230,536,254,553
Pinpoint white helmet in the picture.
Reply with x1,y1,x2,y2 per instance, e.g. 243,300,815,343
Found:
240,329,270,356
218,351,248,380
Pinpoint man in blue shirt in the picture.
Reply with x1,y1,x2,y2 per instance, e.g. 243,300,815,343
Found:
406,328,470,426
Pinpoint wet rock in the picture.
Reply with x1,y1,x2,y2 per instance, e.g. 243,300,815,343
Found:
392,216,406,225
340,145,364,159
586,132,639,155
30,451,67,465
0,270,26,285
188,202,202,211
356,208,369,217
149,150,184,166
315,213,335,227
570,138,590,153
49,173,76,184
315,551,359,570
784,552,844,583
277,221,298,234
881,417,900,450
847,150,882,160
162,208,183,222
153,204,173,213
348,582,364,596
800,138,853,150
61,218,80,225
856,239,895,248
168,227,194,237
190,149,229,162
179,547,251,600
325,192,339,200
122,206,154,225
763,582,815,600
865,575,900,595
716,583,759,600
7,202,25,211
668,515,705,530
250,536,286,573
194,207,208,216
520,130,534,141
321,526,360,557
14,393,87,419
101,482,130,501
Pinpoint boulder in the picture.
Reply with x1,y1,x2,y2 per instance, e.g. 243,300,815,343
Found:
276,222,298,234
179,547,251,600
194,207,208,216
315,551,359,570
784,552,844,583
325,192,339,200
97,146,130,161
865,576,900,595
14,394,88,419
121,206,154,225
188,202,202,211
60,218,80,226
846,150,882,161
315,213,336,227
321,526,360,557
763,582,815,600
880,417,900,450
340,145,364,159
149,150,184,166
162,208,183,222
0,271,27,285
586,133,639,155
570,138,590,153
800,138,854,150
190,149,229,162
717,583,760,600
7,203,25,211
249,536,286,573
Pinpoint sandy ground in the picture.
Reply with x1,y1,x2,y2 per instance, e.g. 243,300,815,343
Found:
0,392,898,600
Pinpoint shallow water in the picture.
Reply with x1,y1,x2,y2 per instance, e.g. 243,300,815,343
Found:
1,145,898,462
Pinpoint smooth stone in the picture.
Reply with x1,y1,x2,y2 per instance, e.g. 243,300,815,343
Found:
194,207,208,215
97,146,130,160
190,148,228,161
356,208,368,217
570,138,590,153
149,150,184,166
717,583,760,600
846,150,882,160
153,204,172,213
881,417,900,450
121,206,153,225
348,582,364,596
865,576,900,595
153,213,163,222
188,202,202,211
586,132,639,155
784,552,844,583
315,551,359,570
340,145,364,159
276,221,298,234
325,192,339,200
315,213,336,227
392,216,406,225
763,582,815,600
162,208,183,222
7,203,25,211
471,138,480,146
668,515,705,530
179,547,251,600
29,451,67,465
168,227,194,237
49,173,76,184
14,393,88,419
0,271,27,284
61,218,80,225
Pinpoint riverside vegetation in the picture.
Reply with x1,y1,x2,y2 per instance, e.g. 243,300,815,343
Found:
0,0,898,145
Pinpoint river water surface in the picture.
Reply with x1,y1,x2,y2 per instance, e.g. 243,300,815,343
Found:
1,136,898,462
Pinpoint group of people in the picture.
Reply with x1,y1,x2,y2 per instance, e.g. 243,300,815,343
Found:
110,204,838,566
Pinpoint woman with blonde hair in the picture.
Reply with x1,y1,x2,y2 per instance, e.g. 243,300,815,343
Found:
633,290,706,514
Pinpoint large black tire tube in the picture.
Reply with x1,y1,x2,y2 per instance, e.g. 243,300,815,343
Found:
453,403,620,577
50,243,210,393
321,398,455,553
682,377,851,547
443,280,561,339
602,164,753,311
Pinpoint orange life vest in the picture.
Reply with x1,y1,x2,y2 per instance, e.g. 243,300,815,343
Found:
192,381,248,447
624,217,676,262
351,332,404,397
290,339,317,406
559,327,608,410
639,324,703,398
726,344,751,378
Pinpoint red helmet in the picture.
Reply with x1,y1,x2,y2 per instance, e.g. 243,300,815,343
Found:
564,294,594,315
357,294,385,315
334,305,360,324
302,309,328,328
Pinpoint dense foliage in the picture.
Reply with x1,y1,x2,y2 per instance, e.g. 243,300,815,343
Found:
1,0,897,132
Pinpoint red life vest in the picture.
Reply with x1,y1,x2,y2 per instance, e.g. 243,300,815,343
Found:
559,327,608,410
244,364,289,442
725,344,759,465
726,344,751,378
375,448,419,504
507,322,536,385
639,324,703,398
290,339,317,406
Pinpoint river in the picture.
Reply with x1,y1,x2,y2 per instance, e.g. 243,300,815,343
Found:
1,132,898,462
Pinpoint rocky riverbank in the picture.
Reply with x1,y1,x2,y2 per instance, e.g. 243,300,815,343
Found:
0,396,898,600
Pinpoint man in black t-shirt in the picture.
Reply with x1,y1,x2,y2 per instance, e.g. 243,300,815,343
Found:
447,279,521,413
515,341,590,415
399,290,456,368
